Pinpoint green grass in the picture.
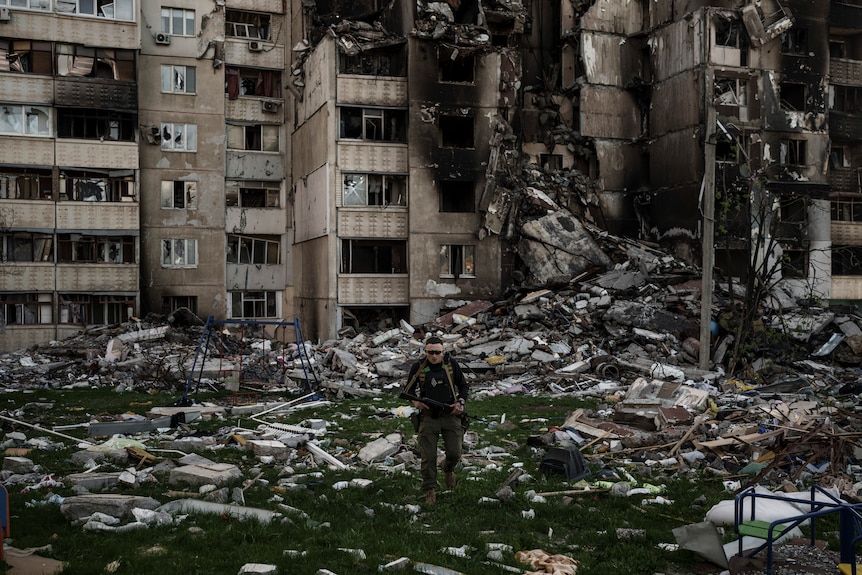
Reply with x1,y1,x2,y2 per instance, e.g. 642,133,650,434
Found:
0,388,780,574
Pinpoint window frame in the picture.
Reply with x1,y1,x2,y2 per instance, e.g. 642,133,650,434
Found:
226,123,279,152
230,290,278,319
161,7,195,36
439,244,476,279
0,104,51,136
0,292,52,325
338,106,407,142
161,238,198,268
160,180,198,209
161,64,196,94
342,173,407,207
226,234,281,265
161,122,197,152
340,239,407,274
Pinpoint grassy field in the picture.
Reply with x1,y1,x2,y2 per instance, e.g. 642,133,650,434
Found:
0,387,792,574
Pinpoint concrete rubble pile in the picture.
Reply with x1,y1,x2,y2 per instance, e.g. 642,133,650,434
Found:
2,223,862,572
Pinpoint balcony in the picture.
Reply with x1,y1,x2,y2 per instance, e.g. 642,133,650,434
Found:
226,207,286,234
226,263,286,291
55,77,137,110
337,274,409,305
831,58,862,86
0,262,54,291
337,209,408,238
56,202,138,231
336,76,407,107
55,263,138,291
829,167,862,193
55,140,138,170
830,111,862,140
5,9,138,48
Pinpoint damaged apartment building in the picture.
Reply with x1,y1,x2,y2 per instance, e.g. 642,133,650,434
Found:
3,0,862,351
0,0,292,352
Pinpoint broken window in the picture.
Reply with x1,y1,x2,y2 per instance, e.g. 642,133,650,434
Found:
830,85,862,113
161,238,197,267
59,171,135,202
226,234,280,265
161,122,197,151
833,246,862,275
0,104,50,136
339,106,407,142
440,115,474,148
57,108,134,141
161,295,197,316
714,77,748,107
342,173,407,206
59,294,89,324
782,248,808,278
0,0,49,10
57,234,134,263
161,7,194,36
0,169,52,199
0,233,53,262
830,39,846,59
339,49,406,77
56,0,134,20
439,180,475,213
715,138,739,164
438,48,475,83
775,195,807,239
781,29,808,55
830,146,848,170
832,196,862,221
230,291,278,318
226,10,270,40
780,82,807,111
93,295,135,324
226,124,279,152
55,44,135,80
779,139,806,166
713,17,749,66
160,180,197,209
0,293,52,325
225,181,280,208
161,64,196,94
340,239,407,274
0,40,52,74
225,67,282,100
439,244,475,279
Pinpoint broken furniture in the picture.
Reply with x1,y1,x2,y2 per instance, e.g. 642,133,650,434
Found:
734,485,862,575
539,446,590,481
181,316,319,405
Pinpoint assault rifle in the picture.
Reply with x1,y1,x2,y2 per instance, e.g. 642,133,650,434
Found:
398,390,452,411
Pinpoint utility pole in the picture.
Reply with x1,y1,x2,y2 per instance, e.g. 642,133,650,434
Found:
699,104,716,370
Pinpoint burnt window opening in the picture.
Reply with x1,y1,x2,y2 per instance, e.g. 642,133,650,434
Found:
832,195,862,221
830,40,846,59
438,49,475,83
833,246,862,275
226,234,281,265
780,139,806,166
775,195,807,239
830,146,849,169
225,67,281,100
226,10,270,40
160,180,197,209
781,29,808,55
342,173,407,206
714,77,748,107
339,106,407,142
161,296,197,316
226,124,279,152
440,115,474,148
0,40,52,74
715,139,739,164
782,248,808,278
0,293,52,325
226,182,281,208
540,154,563,171
339,49,406,77
714,18,749,65
439,180,475,213
780,82,807,111
57,234,135,264
831,85,862,113
450,0,480,24
57,108,136,141
0,169,52,200
60,171,135,202
0,233,53,263
340,239,407,274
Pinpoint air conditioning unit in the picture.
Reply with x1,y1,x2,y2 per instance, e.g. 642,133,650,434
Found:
155,33,171,45
0,7,11,21
248,41,263,52
261,100,279,113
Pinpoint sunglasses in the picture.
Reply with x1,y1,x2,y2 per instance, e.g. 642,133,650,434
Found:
425,350,443,355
